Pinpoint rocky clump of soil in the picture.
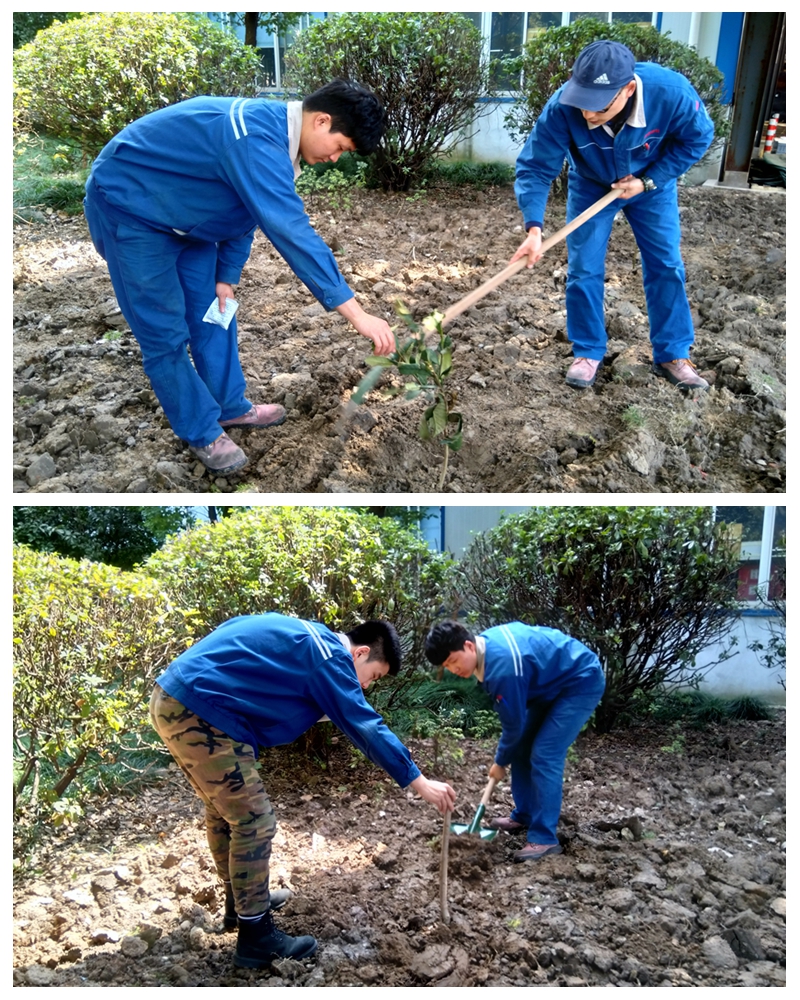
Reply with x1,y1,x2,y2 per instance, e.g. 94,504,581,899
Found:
13,183,785,493
14,712,785,987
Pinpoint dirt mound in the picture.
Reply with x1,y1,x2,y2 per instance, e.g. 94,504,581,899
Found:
13,184,785,493
13,713,785,987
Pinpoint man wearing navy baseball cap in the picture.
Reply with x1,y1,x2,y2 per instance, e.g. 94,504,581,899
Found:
511,39,714,391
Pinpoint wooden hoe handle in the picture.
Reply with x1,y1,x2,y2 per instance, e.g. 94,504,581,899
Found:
441,188,622,327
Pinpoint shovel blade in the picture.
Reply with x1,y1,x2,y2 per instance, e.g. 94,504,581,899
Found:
450,823,498,841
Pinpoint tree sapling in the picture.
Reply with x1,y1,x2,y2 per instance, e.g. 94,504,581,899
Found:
352,302,463,490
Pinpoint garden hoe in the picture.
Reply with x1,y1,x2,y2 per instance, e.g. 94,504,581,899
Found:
440,187,623,326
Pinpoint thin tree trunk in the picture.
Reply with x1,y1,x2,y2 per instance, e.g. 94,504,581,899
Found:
52,747,89,799
244,12,259,48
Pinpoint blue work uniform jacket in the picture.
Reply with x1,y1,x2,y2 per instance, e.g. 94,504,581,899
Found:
87,97,352,309
156,613,421,788
479,622,604,767
515,61,715,230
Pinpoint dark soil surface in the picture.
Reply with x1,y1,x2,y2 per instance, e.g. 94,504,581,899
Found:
13,183,785,494
13,711,786,987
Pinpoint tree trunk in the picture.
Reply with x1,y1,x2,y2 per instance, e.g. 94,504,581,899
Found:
52,747,89,799
244,12,259,48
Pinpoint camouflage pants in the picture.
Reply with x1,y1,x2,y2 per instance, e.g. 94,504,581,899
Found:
149,684,276,917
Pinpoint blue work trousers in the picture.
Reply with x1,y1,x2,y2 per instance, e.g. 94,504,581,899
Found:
84,187,250,448
565,176,695,363
507,670,605,845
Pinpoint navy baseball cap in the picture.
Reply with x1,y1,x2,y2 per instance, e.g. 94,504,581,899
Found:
560,40,636,111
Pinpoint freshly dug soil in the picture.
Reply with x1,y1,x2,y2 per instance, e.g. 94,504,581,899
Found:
13,183,785,493
13,712,786,987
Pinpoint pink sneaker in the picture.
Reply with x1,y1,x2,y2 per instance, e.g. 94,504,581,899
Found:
190,432,247,474
565,357,602,389
220,404,287,429
653,359,709,391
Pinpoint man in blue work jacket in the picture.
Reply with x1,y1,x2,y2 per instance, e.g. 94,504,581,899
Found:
425,620,604,862
511,40,714,391
150,614,455,969
85,80,394,475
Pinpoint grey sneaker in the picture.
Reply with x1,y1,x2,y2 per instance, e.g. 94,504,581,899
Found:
565,357,602,389
513,842,563,862
220,403,287,429
190,432,247,474
487,816,526,833
653,359,709,391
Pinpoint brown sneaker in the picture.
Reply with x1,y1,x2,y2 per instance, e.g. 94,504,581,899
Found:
565,357,602,389
487,816,526,833
513,843,563,862
653,359,709,391
220,403,287,429
190,432,247,474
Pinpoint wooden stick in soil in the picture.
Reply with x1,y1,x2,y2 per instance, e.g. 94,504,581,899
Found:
440,809,451,925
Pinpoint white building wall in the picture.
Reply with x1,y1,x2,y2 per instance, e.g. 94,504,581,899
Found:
694,616,785,705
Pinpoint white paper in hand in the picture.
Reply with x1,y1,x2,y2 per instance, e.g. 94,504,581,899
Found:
203,297,239,330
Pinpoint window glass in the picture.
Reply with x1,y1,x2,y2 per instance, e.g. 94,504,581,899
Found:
714,506,786,602
570,12,610,23
490,11,524,88
611,12,654,25
526,12,563,41
458,13,483,30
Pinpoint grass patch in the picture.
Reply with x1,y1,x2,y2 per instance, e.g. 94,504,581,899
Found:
14,133,90,216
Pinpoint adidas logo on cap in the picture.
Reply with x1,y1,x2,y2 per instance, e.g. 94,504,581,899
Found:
593,73,611,84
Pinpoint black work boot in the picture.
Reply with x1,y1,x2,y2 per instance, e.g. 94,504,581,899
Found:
234,910,317,968
224,883,292,930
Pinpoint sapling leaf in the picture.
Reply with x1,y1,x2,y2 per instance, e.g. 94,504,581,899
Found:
351,363,387,404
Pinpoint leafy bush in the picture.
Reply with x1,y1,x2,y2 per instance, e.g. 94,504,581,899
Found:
455,506,740,733
13,12,262,156
144,506,455,671
295,154,368,213
13,506,193,569
504,22,730,163
13,12,84,49
13,546,194,827
285,12,494,191
13,134,89,215
425,160,515,191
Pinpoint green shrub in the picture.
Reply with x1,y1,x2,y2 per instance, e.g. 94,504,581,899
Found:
144,506,455,670
456,506,740,733
425,160,515,191
13,135,90,215
13,546,195,827
285,12,494,191
504,22,730,165
295,154,368,213
13,12,262,156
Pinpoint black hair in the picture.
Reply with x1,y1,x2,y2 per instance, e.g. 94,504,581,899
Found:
302,78,386,155
345,620,402,676
424,620,475,666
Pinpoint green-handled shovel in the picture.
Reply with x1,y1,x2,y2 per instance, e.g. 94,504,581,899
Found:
450,775,498,840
